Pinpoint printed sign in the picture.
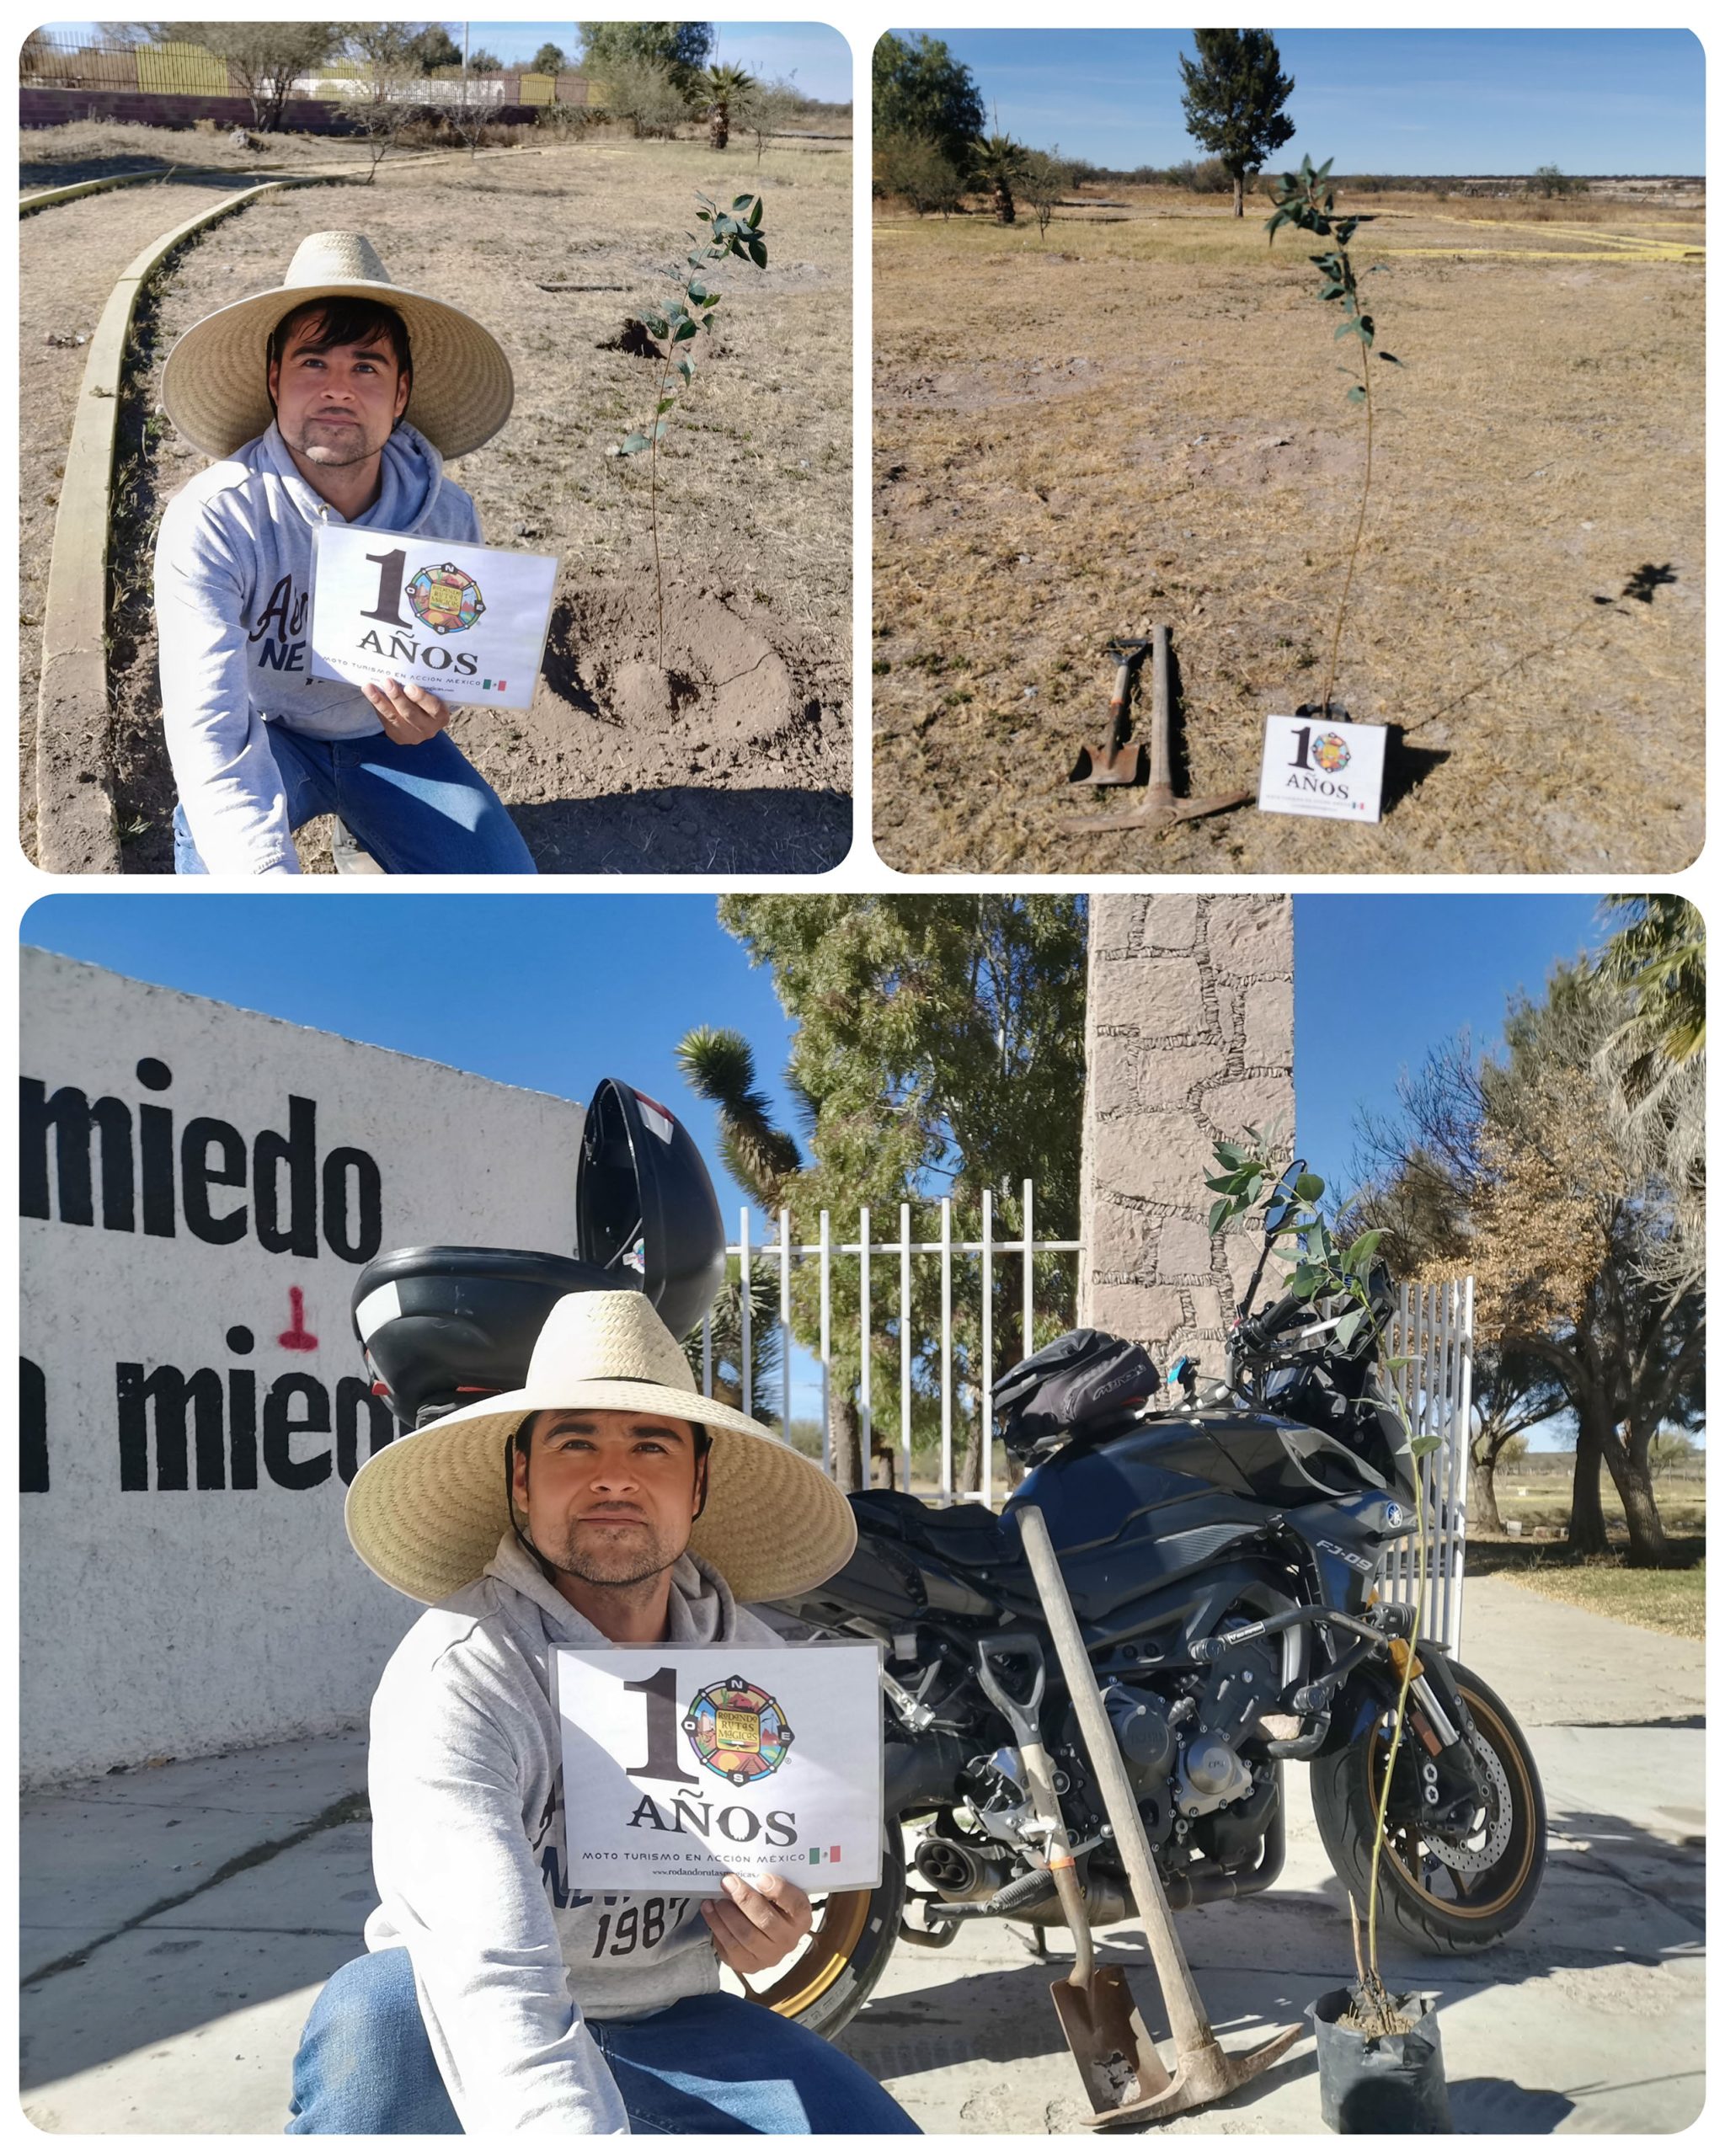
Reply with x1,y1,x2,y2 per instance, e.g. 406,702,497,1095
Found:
554,1642,884,1892
308,525,559,712
1257,713,1386,823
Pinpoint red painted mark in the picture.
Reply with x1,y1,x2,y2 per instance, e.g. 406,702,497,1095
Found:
279,1286,319,1353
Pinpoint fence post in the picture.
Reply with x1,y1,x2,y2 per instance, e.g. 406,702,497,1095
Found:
1022,1178,1035,1364
778,1208,792,1441
900,1201,913,1497
980,1187,994,1510
858,1206,872,1490
818,1211,831,1476
739,1207,752,1420
940,1197,953,1501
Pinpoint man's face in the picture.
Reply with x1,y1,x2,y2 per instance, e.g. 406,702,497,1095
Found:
268,320,409,469
512,1408,707,1589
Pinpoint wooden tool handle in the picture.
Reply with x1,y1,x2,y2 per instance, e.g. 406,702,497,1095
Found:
1146,625,1174,801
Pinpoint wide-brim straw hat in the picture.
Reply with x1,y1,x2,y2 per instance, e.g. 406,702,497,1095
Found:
345,1289,857,1607
160,230,514,461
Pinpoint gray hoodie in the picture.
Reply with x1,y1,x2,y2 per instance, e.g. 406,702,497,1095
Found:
363,1534,787,2135
152,421,482,876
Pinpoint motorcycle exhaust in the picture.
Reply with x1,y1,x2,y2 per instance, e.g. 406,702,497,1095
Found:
1016,1506,1303,2130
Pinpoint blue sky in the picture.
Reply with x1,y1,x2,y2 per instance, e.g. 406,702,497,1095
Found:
891,29,1703,175
23,894,1613,1434
46,21,853,103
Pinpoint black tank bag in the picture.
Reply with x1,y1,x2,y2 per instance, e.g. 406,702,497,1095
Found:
993,1327,1160,1461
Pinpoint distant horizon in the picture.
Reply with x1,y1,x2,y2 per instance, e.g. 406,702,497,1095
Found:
893,29,1704,178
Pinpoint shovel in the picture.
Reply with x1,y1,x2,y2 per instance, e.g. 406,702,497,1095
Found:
1060,625,1252,835
1067,640,1149,787
1014,1508,1302,2128
975,1636,1165,2117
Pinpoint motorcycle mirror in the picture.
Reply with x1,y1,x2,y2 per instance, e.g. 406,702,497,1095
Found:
1263,1157,1309,1239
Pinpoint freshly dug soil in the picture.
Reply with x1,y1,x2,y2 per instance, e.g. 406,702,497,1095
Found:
36,136,852,873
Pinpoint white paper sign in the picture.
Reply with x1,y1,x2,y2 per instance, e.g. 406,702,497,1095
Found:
554,1643,884,1892
1257,713,1386,823
309,525,559,712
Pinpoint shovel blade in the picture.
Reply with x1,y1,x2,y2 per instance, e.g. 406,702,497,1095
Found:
1067,742,1144,787
1049,1966,1171,2117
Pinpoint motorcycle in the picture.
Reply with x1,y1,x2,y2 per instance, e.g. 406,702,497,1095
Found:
756,1165,1546,2039
351,1106,1545,2046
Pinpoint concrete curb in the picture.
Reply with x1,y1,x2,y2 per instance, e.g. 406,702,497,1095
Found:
19,169,165,215
30,177,343,873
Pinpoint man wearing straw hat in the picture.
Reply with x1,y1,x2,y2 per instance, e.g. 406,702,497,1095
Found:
288,1289,918,2134
155,230,537,876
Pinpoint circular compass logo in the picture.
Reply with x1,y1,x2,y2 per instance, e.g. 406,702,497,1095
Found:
682,1675,794,1785
407,562,485,635
1311,731,1351,774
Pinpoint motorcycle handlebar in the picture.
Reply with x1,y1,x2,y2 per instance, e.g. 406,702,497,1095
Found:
1239,1285,1311,1351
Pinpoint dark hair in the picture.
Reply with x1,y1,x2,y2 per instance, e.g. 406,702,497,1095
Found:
267,296,412,391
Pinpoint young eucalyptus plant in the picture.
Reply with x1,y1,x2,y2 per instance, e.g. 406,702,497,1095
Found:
1267,157,1401,723
617,189,769,667
1207,1130,1440,2038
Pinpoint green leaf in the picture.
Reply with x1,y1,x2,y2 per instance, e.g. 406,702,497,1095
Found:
653,417,670,440
1213,1139,1250,1167
1409,1433,1445,1460
619,433,649,455
644,312,670,339
1294,1172,1326,1202
1347,384,1366,405
655,397,676,415
1209,1197,1231,1235
674,318,697,343
676,356,694,384
747,195,764,228
748,238,767,269
1335,1308,1367,1348
1378,351,1401,366
733,193,753,210
1344,1229,1385,1272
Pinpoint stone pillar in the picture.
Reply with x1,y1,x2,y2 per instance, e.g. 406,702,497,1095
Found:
1078,894,1294,1370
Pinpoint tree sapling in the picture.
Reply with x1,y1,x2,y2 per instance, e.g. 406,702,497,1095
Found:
1267,156,1402,723
616,190,769,672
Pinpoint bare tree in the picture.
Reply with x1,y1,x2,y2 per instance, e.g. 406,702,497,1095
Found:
150,22,344,132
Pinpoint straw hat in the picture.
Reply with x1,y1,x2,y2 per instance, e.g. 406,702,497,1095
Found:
345,1290,857,1608
160,231,514,461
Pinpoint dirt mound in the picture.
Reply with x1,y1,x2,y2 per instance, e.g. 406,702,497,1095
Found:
545,584,803,746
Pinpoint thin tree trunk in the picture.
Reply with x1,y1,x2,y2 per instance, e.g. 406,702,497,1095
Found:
1600,1433,1674,1567
711,110,729,151
1470,1452,1503,1536
1567,1406,1610,1556
1232,172,1244,217
830,1396,864,1494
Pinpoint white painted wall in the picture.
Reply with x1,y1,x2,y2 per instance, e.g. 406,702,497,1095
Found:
19,951,587,1785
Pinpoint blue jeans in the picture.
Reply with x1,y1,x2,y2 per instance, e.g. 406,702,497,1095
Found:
174,722,537,875
285,1948,920,2135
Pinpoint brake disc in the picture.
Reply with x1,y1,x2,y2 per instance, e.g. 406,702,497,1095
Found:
1421,1733,1513,1872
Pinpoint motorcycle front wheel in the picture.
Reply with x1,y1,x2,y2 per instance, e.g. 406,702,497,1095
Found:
751,1830,907,2038
1309,1657,1546,1955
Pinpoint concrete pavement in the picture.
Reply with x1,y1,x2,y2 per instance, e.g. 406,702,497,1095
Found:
19,1577,1704,2133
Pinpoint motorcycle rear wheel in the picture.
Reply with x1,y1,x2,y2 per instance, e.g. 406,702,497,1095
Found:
755,1830,907,2038
1309,1658,1546,1955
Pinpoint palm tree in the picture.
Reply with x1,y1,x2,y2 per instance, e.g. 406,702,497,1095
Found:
1597,896,1706,1081
969,131,1029,224
702,62,756,151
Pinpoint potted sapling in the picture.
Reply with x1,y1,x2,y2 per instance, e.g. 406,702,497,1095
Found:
1265,157,1402,735
1207,1135,1455,2132
613,189,769,695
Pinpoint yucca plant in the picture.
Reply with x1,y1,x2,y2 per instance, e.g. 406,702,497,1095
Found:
1267,157,1402,721
702,61,756,151
969,131,1029,224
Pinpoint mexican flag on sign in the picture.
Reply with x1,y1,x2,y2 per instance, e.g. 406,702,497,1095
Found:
808,1845,842,1865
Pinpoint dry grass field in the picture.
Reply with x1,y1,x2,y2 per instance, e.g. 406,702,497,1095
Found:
20,127,852,873
873,185,1703,873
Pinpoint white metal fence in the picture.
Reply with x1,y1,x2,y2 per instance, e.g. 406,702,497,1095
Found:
694,1200,1473,1650
694,1187,1081,1508
1379,1279,1476,1653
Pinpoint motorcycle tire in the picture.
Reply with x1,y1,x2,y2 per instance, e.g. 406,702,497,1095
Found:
1309,1657,1546,1956
756,1829,907,2039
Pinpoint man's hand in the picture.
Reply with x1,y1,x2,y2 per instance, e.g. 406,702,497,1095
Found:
702,1872,813,1975
364,676,451,745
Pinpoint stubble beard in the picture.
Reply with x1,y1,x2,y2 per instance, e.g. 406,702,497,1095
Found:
551,1518,684,1591
286,416,382,469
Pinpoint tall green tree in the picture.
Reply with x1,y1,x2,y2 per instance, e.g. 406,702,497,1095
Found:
530,41,569,77
1178,27,1296,217
702,61,756,151
579,21,714,91
873,30,986,170
969,131,1030,225
149,21,344,131
680,899,1088,1494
